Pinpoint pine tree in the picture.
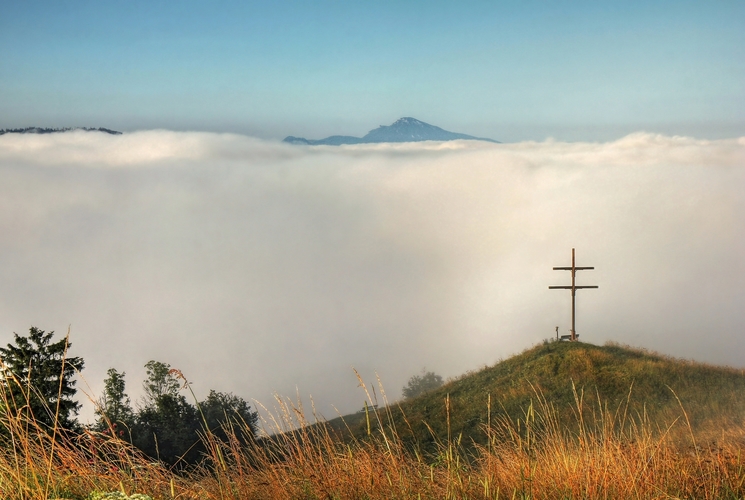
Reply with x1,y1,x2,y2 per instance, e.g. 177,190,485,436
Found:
0,327,84,430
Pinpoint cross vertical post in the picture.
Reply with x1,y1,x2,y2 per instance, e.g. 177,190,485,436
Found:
549,248,598,341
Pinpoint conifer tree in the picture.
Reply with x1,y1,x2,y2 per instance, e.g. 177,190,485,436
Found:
0,327,84,430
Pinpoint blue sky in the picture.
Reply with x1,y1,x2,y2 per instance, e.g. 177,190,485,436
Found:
1,1,743,141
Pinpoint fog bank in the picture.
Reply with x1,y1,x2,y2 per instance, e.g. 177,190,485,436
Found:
1,131,743,423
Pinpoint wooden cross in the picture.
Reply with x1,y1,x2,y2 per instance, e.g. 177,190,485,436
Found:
549,248,598,341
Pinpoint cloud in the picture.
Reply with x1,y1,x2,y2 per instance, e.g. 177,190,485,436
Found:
0,131,743,423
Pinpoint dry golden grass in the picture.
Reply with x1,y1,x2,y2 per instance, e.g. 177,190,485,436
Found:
1,372,744,499
0,378,177,499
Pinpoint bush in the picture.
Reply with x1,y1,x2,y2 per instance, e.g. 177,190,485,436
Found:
402,370,443,399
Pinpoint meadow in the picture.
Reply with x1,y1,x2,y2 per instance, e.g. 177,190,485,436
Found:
1,342,744,499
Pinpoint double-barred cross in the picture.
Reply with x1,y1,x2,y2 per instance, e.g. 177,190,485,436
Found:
549,248,598,341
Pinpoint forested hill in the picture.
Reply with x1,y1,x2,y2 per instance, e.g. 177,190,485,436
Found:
0,127,122,135
325,341,745,452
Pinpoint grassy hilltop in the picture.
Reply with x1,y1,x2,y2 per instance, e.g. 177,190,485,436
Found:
3,340,745,499
327,341,745,452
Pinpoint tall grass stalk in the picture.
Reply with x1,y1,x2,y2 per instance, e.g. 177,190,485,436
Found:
0,368,744,499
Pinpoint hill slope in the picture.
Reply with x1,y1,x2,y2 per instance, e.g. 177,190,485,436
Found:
326,341,745,453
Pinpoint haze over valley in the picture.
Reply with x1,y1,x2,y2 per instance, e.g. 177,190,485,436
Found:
1,129,743,423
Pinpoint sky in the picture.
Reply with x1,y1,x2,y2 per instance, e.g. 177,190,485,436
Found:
1,1,744,141
0,2,744,425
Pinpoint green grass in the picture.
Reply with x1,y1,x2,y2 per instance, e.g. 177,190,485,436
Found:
1,340,744,499
326,341,745,454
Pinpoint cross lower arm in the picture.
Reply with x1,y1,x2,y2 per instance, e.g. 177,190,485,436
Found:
548,285,599,289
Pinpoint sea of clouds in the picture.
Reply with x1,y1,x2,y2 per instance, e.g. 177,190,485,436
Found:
1,131,743,424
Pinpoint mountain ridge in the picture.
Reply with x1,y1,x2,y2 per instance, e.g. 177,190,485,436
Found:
284,117,499,145
0,127,122,135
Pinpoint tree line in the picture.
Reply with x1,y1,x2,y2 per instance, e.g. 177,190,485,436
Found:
0,127,122,135
0,327,258,466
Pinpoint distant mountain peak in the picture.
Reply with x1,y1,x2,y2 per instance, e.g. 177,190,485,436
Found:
284,118,498,146
391,117,425,126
